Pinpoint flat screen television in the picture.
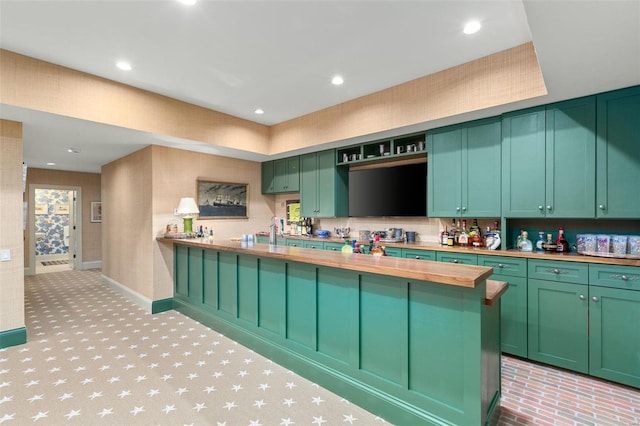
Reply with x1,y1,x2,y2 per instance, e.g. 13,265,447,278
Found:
348,162,427,217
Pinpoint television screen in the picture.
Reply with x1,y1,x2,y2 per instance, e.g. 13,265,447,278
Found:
348,162,426,217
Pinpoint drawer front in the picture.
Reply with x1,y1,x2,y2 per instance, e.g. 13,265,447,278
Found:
324,242,345,252
286,240,303,248
528,259,589,285
478,255,527,278
436,252,478,265
403,249,436,262
384,247,402,258
589,264,640,290
255,235,270,245
303,241,324,250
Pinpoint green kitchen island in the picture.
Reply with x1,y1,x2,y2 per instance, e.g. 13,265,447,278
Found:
162,238,505,425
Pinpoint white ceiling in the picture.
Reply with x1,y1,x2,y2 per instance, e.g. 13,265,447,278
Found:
1,0,639,173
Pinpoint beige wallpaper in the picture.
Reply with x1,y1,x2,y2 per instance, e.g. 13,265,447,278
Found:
24,168,102,268
0,119,25,332
0,49,270,155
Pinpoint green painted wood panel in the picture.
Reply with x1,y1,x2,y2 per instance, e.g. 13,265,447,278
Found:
286,262,317,350
427,125,463,217
285,156,300,192
261,161,274,194
300,152,319,217
464,117,501,218
359,273,407,385
203,249,218,308
218,251,238,317
596,86,640,218
436,252,478,265
402,249,436,261
588,264,640,291
274,158,287,192
323,242,344,252
502,108,546,217
175,244,189,297
257,257,286,336
286,239,303,247
528,259,589,285
302,240,324,250
545,97,596,218
589,286,640,388
383,247,402,257
317,149,348,217
317,267,357,364
477,255,527,278
255,235,270,244
497,274,527,357
238,255,258,325
0,327,27,349
188,248,204,302
528,279,589,373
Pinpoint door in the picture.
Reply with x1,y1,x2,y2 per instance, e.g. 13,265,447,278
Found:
67,190,77,270
464,117,501,217
427,125,462,217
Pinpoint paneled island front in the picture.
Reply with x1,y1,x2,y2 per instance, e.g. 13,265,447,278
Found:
161,238,506,425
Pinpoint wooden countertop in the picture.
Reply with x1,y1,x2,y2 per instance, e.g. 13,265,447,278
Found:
160,238,494,289
485,280,508,307
280,235,640,267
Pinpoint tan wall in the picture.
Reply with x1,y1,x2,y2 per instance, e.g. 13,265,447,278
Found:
270,42,546,153
0,49,270,155
24,168,102,267
0,120,25,333
102,145,275,301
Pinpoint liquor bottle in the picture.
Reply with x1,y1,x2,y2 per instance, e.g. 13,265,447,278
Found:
458,220,469,246
441,226,449,246
519,231,533,252
536,232,545,251
341,239,353,253
515,229,523,250
491,221,501,236
208,228,214,242
556,227,570,252
371,235,384,256
469,219,482,246
447,225,455,246
451,218,459,244
544,233,555,251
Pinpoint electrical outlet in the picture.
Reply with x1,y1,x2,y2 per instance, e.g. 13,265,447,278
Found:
0,249,10,262
174,208,179,215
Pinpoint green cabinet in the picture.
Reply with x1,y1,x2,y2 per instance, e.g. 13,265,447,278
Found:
324,241,345,252
382,247,402,257
478,255,528,357
402,249,435,261
286,239,303,248
596,86,640,218
261,156,300,194
435,251,477,265
302,240,324,250
502,97,596,218
300,150,348,217
427,117,501,218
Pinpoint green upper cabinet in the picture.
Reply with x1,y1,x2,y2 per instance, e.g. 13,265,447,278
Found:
300,150,348,218
502,97,596,218
261,156,300,194
427,117,501,218
596,86,640,218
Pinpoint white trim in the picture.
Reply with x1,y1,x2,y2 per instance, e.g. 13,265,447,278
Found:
82,261,102,270
101,274,153,313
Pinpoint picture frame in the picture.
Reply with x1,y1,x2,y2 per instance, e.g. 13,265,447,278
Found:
286,199,300,225
90,201,102,223
35,203,48,215
197,180,248,219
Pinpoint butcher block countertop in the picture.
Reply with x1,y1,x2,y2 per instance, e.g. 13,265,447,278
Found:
160,238,495,289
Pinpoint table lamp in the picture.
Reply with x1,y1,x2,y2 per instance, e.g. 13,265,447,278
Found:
176,197,200,234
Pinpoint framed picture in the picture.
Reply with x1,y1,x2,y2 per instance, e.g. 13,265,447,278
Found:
286,199,300,225
90,201,102,223
35,203,48,215
197,180,248,219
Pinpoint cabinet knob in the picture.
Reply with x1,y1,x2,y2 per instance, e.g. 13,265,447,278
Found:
579,294,586,300
592,296,599,303
547,205,552,211
452,259,459,263
553,268,560,274
538,205,544,210
456,207,461,212
462,207,467,212
497,264,504,268
415,256,420,259
599,204,606,210
331,248,337,251
621,275,629,281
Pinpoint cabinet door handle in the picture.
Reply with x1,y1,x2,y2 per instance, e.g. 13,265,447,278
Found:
538,205,544,210
579,294,586,300
462,207,467,212
415,256,421,259
496,264,505,268
452,259,459,263
456,207,461,212
621,275,629,281
547,205,552,211
599,204,606,210
592,296,599,303
331,248,337,251
553,268,560,274
610,274,638,281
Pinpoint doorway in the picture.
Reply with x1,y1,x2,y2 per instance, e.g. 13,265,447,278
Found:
27,184,82,275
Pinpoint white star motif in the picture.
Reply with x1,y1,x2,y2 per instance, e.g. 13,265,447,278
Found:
23,367,36,374
280,418,294,426
48,367,60,373
99,364,110,371
25,380,39,387
124,364,135,370
197,360,207,367
312,396,325,406
220,359,230,365
0,382,10,389
88,391,102,400
226,349,235,354
173,361,183,368
193,402,206,412
259,383,271,391
206,350,214,355
263,369,273,376
223,401,237,411
45,357,56,362
213,371,224,378
0,395,13,404
147,389,160,397
161,352,170,358
130,406,145,416
217,423,226,426
97,408,113,418
134,375,147,383
81,377,94,385
0,413,16,423
59,392,73,401
162,404,176,414
0,369,9,375
312,416,327,425
249,420,262,426
149,363,159,368
161,374,172,381
183,351,192,356
232,384,243,392
31,411,48,422
238,370,249,377
108,376,120,384
53,378,66,386
74,366,86,372
176,387,188,395
343,414,358,424
244,358,253,364
254,399,267,408
27,394,43,403
283,398,296,407
285,381,296,389
64,409,81,420
204,386,216,394
68,355,79,361
118,390,131,398
188,373,199,380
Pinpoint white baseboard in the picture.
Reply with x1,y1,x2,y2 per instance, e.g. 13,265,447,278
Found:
82,260,102,270
101,274,153,313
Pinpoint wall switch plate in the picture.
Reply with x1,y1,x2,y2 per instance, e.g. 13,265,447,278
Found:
0,249,10,261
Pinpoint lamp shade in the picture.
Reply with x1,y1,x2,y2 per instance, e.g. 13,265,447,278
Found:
176,197,200,216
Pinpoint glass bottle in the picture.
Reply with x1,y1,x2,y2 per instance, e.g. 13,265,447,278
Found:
458,220,469,246
341,239,353,253
208,228,214,242
556,227,570,252
441,226,449,246
544,233,554,251
515,229,523,250
536,231,545,251
491,220,501,236
519,231,533,252
469,219,482,246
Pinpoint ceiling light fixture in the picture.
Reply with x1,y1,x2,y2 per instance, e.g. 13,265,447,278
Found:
116,61,132,71
46,162,56,166
67,148,80,154
332,75,344,86
463,21,481,35
254,109,264,115
177,0,197,5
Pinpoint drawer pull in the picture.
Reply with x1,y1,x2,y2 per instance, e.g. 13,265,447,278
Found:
415,256,421,259
579,294,586,300
553,268,560,274
496,263,506,269
452,259,459,263
622,275,628,281
609,274,638,281
592,296,599,303
545,268,567,275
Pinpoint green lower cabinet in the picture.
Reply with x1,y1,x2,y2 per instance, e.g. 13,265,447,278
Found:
383,247,402,257
302,240,324,250
436,252,478,265
324,242,345,252
286,239,303,248
589,285,640,388
528,279,589,373
255,235,269,244
402,249,435,261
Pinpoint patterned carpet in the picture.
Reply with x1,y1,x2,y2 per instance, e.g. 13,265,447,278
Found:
1,269,639,425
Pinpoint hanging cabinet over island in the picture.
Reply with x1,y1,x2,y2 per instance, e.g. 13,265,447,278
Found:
164,238,505,426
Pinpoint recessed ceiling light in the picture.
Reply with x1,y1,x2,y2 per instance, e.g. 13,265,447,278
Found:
332,75,344,86
463,21,481,35
67,148,80,154
116,61,132,71
254,109,264,115
46,162,56,166
177,0,197,4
